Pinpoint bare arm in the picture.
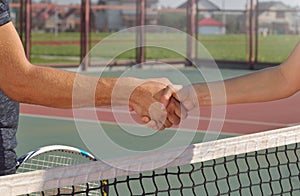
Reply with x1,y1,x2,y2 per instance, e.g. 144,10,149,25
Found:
196,42,300,105
0,22,136,108
165,41,300,111
193,65,293,106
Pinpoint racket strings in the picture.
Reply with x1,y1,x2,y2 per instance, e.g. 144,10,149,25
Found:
18,151,88,172
17,150,102,195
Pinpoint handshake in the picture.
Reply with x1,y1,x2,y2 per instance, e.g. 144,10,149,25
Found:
124,77,208,130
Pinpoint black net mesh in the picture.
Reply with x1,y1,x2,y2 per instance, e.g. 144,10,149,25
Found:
25,143,300,196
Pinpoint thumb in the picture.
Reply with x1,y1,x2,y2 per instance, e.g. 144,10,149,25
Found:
174,86,198,111
161,89,172,107
160,85,179,107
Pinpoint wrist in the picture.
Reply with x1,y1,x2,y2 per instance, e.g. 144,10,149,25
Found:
111,77,145,106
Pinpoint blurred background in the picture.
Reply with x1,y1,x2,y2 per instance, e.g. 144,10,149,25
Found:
12,1,300,181
9,0,300,69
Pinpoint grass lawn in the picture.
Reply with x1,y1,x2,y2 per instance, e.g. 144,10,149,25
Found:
29,32,299,65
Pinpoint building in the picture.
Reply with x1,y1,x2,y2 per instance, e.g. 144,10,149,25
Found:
198,18,225,35
95,0,159,32
63,9,81,32
258,1,300,35
178,0,220,18
43,8,81,33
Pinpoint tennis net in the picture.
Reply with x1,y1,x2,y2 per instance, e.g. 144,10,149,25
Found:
1,125,300,195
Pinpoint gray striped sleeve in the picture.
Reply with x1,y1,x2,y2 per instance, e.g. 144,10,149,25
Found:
0,0,11,26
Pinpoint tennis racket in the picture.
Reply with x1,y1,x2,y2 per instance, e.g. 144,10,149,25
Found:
16,145,108,195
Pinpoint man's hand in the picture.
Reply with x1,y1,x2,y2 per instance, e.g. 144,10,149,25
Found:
162,85,199,121
129,78,184,130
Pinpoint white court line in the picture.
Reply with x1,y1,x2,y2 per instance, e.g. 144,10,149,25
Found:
21,106,290,130
22,104,290,128
20,113,239,137
93,107,290,127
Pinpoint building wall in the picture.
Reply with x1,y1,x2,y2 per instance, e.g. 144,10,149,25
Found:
95,10,107,32
95,1,124,32
259,4,299,34
107,1,123,31
95,0,158,32
199,26,225,35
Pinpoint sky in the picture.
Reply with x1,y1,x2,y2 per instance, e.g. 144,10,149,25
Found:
34,0,300,9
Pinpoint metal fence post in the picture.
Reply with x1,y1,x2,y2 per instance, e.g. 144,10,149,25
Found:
25,0,31,61
195,0,199,65
248,0,255,69
19,0,24,43
136,0,146,66
254,0,259,65
80,0,90,71
186,0,196,66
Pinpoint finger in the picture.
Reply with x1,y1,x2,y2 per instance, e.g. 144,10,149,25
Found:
163,118,173,129
147,120,164,131
166,97,182,125
128,105,134,112
160,85,176,107
159,84,182,107
156,114,167,131
159,124,166,131
141,116,151,124
130,104,151,124
146,120,158,130
174,87,197,111
149,101,167,122
167,100,180,125
173,97,188,120
173,86,190,102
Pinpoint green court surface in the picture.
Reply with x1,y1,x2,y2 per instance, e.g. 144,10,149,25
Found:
16,115,236,159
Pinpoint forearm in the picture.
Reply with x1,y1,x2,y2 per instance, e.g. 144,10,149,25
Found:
194,66,294,105
8,65,97,108
6,64,143,108
224,66,294,104
0,22,141,108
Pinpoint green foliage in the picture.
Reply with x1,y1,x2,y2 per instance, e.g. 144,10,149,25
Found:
157,12,187,31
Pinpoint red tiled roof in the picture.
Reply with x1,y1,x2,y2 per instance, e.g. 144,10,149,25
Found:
198,18,224,27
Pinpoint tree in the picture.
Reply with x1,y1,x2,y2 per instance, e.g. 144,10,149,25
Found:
158,12,187,31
